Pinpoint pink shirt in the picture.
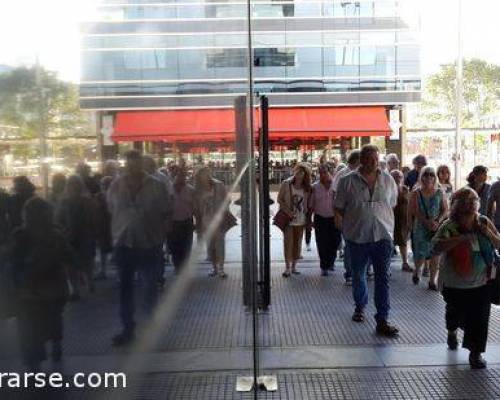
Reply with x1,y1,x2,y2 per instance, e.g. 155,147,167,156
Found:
171,184,195,222
311,180,335,218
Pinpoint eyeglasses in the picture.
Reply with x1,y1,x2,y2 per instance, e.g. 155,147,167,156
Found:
422,173,436,178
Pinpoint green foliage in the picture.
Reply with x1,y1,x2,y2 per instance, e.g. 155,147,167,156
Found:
416,59,500,128
0,66,91,139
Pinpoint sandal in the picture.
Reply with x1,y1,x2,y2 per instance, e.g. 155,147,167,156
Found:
402,263,413,272
376,321,399,337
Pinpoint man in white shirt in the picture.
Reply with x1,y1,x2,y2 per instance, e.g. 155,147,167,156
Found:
107,150,169,346
334,145,399,337
332,150,360,284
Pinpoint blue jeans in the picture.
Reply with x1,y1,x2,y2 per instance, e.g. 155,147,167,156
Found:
115,246,159,334
346,239,393,322
343,235,352,280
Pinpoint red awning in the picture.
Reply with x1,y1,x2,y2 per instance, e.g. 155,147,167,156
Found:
112,106,390,143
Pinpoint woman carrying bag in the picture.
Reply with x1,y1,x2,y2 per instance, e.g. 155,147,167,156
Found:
276,163,312,278
432,187,500,369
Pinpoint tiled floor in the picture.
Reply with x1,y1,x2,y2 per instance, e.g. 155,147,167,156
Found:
2,209,500,399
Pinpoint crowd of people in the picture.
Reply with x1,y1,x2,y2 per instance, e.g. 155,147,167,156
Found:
0,146,500,372
276,146,500,369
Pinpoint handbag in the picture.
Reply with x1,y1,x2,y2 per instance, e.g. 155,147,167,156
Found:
220,210,237,233
273,183,293,232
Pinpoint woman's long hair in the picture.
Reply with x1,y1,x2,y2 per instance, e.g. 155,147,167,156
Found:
436,165,451,185
466,165,488,187
291,163,312,192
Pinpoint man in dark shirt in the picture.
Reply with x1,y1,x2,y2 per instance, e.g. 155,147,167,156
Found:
404,154,427,190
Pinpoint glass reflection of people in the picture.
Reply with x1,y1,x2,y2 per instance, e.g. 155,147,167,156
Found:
277,163,312,277
194,167,229,278
168,166,195,273
8,197,73,370
107,150,169,346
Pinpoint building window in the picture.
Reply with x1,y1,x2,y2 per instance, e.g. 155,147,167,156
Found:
206,48,295,68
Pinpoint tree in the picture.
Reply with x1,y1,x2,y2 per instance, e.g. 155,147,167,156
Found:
411,59,500,128
0,66,92,140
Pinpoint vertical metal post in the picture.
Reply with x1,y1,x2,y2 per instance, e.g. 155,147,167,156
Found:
454,0,463,189
259,96,271,310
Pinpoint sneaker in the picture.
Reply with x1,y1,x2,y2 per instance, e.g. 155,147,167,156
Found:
352,307,365,323
469,352,487,369
428,282,438,291
447,331,458,350
291,269,301,275
344,278,352,286
218,271,227,279
412,275,420,285
112,332,135,347
376,321,399,337
282,270,291,278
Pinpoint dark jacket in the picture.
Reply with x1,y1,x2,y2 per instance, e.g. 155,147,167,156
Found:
8,227,73,302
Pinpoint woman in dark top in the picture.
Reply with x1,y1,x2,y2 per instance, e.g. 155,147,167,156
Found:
48,173,67,207
7,197,73,370
55,175,97,298
8,176,36,231
466,165,491,216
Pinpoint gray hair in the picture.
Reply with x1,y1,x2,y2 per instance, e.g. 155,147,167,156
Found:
418,166,439,190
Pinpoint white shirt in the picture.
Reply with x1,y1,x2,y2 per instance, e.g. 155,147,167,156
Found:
334,168,398,244
290,186,306,226
331,166,355,192
107,174,169,248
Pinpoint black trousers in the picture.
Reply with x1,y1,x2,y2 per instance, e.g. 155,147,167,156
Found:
442,285,491,353
314,215,342,271
305,226,312,246
168,219,194,271
17,300,65,366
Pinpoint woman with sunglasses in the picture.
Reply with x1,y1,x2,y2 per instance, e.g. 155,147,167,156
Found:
409,166,448,290
432,187,500,369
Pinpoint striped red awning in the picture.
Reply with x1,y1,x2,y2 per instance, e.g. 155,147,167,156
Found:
112,106,391,143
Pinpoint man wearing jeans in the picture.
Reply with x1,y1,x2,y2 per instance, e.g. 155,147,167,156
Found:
334,145,399,337
107,150,169,346
332,150,360,285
